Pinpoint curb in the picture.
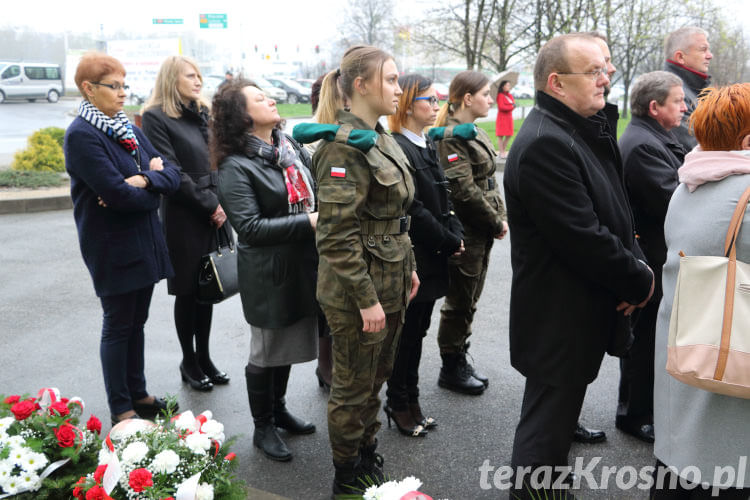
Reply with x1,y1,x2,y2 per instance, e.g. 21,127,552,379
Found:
0,186,72,215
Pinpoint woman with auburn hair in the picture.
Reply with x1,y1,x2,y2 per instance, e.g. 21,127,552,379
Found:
211,79,318,463
142,55,229,393
652,83,750,499
64,52,181,425
300,45,419,495
431,70,507,396
384,73,464,438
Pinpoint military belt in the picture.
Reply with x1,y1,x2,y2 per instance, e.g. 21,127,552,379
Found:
360,216,411,235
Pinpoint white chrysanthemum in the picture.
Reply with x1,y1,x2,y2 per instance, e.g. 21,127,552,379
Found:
399,476,422,492
17,470,41,492
0,417,14,434
0,473,21,495
5,436,25,448
199,419,224,440
195,482,214,500
21,452,48,472
0,461,14,482
7,446,28,467
121,441,149,464
151,449,180,474
174,412,198,433
184,433,211,455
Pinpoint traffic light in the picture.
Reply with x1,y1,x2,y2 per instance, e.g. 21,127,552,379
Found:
274,44,278,52
315,44,320,54
254,44,258,53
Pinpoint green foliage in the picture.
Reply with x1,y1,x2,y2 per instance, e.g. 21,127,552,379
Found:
0,169,67,190
11,129,65,173
38,127,65,148
277,102,313,118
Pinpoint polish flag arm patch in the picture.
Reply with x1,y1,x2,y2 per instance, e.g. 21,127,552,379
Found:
447,153,459,162
330,167,346,178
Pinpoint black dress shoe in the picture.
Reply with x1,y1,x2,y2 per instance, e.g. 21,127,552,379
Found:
180,363,214,392
572,423,606,444
206,370,230,385
616,419,655,443
132,397,178,420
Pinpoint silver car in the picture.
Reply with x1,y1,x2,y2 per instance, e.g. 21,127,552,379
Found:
0,62,64,103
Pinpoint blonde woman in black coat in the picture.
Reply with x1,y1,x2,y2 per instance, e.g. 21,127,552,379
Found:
142,55,229,392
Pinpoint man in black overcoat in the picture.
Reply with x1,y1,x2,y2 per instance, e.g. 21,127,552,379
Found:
503,33,654,498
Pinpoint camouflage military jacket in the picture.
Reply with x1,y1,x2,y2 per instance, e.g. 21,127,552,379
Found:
313,110,416,314
434,116,506,235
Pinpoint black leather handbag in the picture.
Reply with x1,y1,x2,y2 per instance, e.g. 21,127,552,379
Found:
197,225,238,304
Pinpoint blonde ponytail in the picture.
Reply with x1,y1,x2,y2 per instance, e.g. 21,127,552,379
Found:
434,102,452,127
313,69,342,124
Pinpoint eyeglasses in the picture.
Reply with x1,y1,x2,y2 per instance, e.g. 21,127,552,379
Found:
556,68,608,81
414,96,439,106
91,82,130,91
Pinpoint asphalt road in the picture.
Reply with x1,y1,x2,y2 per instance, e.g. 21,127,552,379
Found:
0,186,655,499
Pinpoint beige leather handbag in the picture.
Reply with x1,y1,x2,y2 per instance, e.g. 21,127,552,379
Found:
666,186,750,399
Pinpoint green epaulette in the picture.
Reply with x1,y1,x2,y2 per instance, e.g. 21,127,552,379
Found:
427,123,478,142
292,123,378,153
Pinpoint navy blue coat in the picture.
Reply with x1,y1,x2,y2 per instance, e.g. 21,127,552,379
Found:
64,116,181,297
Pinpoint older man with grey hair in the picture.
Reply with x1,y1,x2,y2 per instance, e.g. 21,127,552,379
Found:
617,70,687,444
663,26,712,150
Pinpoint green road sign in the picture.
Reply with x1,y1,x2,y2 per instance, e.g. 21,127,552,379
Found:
199,13,227,29
153,18,184,25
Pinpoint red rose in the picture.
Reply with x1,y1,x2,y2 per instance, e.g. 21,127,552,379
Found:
85,485,112,500
61,397,70,403
94,464,107,484
49,401,70,417
4,395,20,405
54,423,77,448
128,468,153,493
224,452,236,461
86,415,102,435
10,400,36,420
72,476,86,499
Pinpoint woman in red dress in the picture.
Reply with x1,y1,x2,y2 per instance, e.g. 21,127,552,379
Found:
495,80,515,158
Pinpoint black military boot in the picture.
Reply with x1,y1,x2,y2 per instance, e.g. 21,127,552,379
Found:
359,439,385,484
272,366,316,434
438,352,485,395
463,342,489,387
332,458,366,498
245,365,292,461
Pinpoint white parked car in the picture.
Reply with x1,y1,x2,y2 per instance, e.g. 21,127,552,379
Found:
0,62,64,103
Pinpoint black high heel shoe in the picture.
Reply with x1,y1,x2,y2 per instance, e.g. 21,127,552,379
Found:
315,367,331,392
203,368,230,385
383,405,427,437
180,363,213,392
409,401,437,430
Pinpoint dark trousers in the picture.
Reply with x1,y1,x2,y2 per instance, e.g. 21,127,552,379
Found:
511,378,587,468
386,300,435,410
99,285,154,415
651,460,750,499
618,295,658,423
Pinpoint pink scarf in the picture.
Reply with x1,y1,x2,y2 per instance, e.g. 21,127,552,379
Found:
678,148,750,192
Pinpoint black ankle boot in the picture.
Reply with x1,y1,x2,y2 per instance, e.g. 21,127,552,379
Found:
463,342,489,387
332,459,366,497
359,439,384,484
272,366,315,434
245,366,292,461
438,352,485,395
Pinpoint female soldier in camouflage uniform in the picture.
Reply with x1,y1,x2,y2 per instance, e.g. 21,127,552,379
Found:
431,70,508,395
301,45,420,497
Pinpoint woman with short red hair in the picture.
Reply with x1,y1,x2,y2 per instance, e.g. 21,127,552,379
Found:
65,52,181,426
652,83,750,498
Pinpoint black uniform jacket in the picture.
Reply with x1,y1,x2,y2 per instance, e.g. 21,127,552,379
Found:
503,91,653,386
392,132,463,302
142,104,220,296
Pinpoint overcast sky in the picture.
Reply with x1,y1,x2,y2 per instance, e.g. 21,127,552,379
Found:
3,0,748,45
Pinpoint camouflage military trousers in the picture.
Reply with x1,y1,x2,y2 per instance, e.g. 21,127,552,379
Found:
323,306,404,463
437,232,494,354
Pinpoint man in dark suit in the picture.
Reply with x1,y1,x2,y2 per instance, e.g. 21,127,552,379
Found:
617,71,687,443
503,33,654,499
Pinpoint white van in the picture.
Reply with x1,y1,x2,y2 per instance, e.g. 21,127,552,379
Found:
0,62,64,103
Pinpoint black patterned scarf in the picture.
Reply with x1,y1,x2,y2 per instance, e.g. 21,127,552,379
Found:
78,100,139,158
